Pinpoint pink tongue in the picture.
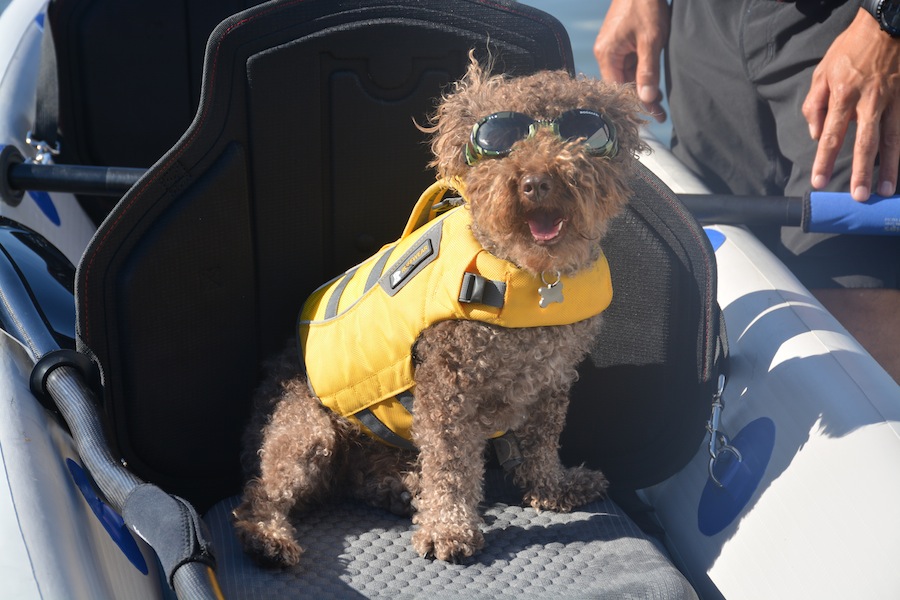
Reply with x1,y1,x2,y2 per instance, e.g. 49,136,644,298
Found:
528,213,564,241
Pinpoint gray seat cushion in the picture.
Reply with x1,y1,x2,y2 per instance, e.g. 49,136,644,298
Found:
203,472,696,599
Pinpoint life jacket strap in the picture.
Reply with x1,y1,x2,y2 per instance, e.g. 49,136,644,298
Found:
355,391,417,451
458,273,507,308
491,432,525,472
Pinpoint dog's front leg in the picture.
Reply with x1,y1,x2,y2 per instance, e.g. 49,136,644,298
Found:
513,389,608,512
408,385,487,562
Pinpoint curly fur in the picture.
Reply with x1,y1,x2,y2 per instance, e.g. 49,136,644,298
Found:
233,56,646,566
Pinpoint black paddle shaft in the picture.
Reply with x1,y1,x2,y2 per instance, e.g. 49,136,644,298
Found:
3,145,807,224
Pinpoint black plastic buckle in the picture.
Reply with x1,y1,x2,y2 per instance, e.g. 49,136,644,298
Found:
458,273,506,308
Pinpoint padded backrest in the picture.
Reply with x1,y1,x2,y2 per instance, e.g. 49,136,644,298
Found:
48,0,267,222
75,0,574,511
50,0,264,168
561,165,721,491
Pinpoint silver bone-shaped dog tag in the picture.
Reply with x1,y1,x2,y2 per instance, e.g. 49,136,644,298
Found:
538,271,564,308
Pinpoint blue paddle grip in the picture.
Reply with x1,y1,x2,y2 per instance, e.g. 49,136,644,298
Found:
805,192,900,236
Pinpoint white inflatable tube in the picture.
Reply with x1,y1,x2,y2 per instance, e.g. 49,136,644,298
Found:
641,136,900,600
0,0,96,264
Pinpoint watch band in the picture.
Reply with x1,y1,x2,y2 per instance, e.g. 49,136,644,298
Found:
861,0,881,16
862,0,900,38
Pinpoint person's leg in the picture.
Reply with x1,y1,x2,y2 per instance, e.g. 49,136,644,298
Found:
667,0,785,197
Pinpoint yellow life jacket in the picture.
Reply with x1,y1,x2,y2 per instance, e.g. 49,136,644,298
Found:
298,179,613,449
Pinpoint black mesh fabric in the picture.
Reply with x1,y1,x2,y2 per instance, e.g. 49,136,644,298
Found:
561,166,722,491
204,471,697,599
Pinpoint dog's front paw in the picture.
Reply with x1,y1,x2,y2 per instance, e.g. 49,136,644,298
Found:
233,502,303,567
524,466,608,512
411,523,485,562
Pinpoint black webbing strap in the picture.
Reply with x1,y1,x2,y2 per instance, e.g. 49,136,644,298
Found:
356,391,417,450
491,432,524,472
458,273,506,308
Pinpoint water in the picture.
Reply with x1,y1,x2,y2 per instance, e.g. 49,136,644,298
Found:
520,0,672,144
518,0,606,79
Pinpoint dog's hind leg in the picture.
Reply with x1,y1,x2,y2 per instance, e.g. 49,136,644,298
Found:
233,387,344,567
345,438,416,516
513,389,608,512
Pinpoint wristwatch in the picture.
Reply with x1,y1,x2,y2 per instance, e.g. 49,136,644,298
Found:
862,0,900,38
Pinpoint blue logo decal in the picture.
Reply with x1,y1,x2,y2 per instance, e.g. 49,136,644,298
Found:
704,228,726,251
66,459,149,574
28,191,61,226
698,417,775,536
35,12,45,29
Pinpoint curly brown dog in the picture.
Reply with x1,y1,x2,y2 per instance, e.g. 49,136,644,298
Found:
232,57,646,566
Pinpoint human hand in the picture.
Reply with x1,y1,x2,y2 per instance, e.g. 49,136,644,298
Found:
803,9,900,201
594,0,670,122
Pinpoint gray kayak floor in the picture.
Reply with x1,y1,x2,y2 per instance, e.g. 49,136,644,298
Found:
203,471,696,599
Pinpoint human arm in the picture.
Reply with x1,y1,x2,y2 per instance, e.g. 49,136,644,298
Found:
803,8,900,201
593,0,670,122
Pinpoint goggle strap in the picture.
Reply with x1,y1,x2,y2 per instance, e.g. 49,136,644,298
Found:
527,121,560,138
463,143,480,166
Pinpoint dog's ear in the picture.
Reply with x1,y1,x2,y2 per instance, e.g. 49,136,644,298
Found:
424,53,498,179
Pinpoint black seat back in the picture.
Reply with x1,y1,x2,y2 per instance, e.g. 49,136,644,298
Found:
50,0,265,168
75,0,575,511
562,165,724,492
47,0,268,222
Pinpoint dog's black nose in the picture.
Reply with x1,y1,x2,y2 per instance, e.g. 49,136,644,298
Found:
520,173,552,203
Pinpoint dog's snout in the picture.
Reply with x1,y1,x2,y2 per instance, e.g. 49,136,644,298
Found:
520,173,553,203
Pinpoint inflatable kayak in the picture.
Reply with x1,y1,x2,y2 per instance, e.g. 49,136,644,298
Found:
0,1,897,598
642,137,900,599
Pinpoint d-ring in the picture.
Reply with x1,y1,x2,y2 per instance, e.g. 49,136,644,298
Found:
541,270,561,287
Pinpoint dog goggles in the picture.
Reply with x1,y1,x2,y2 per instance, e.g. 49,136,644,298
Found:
464,109,618,165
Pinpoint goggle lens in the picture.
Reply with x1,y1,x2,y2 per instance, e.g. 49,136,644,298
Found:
465,109,617,165
556,109,614,153
473,112,534,153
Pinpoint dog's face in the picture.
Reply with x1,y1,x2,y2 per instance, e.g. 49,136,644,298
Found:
427,60,646,276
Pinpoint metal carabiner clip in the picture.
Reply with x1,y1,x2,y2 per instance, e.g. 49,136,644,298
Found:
706,374,742,487
25,130,60,165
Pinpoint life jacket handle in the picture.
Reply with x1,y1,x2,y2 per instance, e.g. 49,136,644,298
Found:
400,177,467,238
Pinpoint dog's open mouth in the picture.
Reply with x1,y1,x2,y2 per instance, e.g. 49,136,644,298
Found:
526,210,566,244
